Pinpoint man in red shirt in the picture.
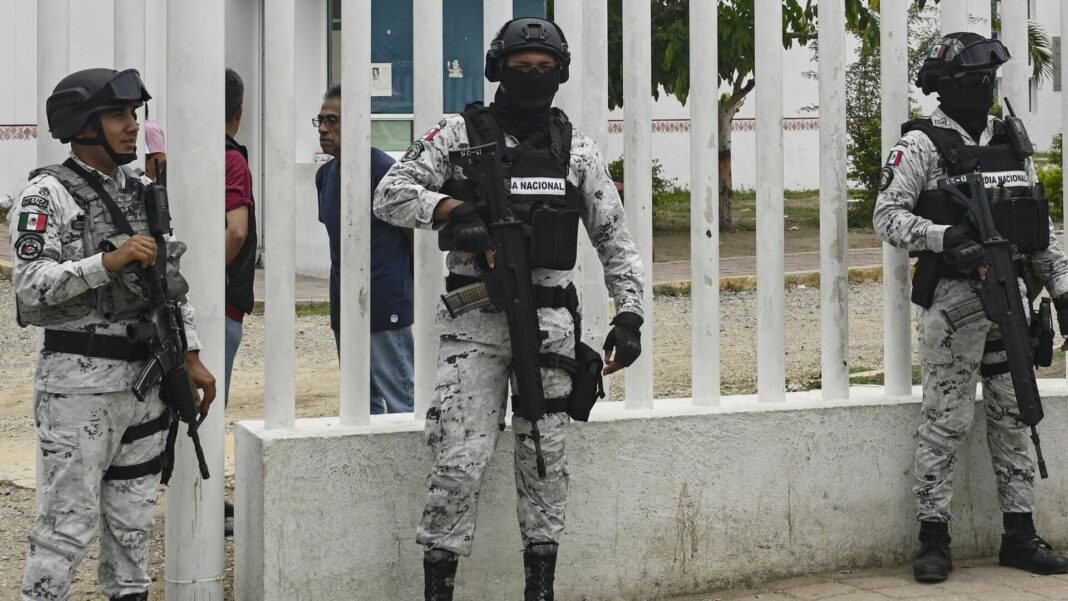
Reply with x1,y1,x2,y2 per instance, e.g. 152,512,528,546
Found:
223,68,256,537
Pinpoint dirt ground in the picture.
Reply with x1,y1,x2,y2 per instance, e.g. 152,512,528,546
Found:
652,226,884,264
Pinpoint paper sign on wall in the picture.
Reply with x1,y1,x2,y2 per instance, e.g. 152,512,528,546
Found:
371,63,392,97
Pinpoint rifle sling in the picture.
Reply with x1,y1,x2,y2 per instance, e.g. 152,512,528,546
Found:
44,329,152,361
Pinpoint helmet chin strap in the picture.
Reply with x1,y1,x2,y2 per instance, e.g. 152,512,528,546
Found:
70,120,138,166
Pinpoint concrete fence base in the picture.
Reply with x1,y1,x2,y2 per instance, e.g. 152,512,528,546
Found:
235,380,1068,601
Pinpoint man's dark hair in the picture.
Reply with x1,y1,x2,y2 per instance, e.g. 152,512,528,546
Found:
324,84,341,101
225,68,244,123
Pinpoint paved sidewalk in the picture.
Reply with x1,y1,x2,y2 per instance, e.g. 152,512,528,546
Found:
670,558,1068,600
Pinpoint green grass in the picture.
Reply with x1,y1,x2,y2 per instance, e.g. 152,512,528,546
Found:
652,188,877,233
799,363,922,391
295,303,331,317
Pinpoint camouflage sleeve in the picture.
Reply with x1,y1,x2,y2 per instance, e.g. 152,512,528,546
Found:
10,178,112,307
1024,159,1068,297
180,301,201,352
572,131,644,318
872,132,950,253
373,117,464,230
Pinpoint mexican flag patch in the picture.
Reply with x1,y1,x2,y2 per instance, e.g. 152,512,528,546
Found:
18,212,48,232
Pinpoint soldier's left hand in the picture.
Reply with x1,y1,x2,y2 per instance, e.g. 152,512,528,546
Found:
603,312,643,375
185,351,217,413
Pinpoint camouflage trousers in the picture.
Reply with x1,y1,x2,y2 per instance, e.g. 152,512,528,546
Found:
914,278,1036,522
23,389,168,601
418,305,574,557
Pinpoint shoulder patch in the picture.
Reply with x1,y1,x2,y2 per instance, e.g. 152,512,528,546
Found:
402,140,425,162
17,212,49,232
885,149,905,167
422,126,441,142
880,167,895,191
20,195,50,210
14,234,44,260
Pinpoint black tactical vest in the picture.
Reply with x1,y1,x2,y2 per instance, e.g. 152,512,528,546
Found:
439,102,581,271
225,136,258,315
907,118,1049,253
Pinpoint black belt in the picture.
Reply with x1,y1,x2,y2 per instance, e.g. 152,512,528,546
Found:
44,330,151,362
445,273,579,313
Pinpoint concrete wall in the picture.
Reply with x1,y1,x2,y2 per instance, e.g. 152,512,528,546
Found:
235,381,1068,601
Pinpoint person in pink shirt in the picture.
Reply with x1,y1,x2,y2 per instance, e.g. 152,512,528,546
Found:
143,117,166,181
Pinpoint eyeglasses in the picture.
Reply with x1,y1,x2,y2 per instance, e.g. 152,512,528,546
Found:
312,115,340,128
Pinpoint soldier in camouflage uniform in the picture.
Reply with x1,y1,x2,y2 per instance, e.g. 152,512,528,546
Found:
874,33,1068,583
374,18,644,601
13,68,216,601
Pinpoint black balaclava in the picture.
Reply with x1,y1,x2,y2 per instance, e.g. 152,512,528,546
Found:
490,65,561,139
937,71,995,141
70,117,138,166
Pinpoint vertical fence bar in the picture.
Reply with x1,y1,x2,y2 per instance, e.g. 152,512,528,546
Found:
622,0,654,408
755,0,785,402
581,0,611,398
690,0,719,407
37,0,69,167
940,1,969,35
553,2,582,120
412,0,444,420
1063,1,1068,382
819,0,849,400
881,0,911,397
1001,0,1029,127
484,0,511,104
165,0,225,597
263,0,297,429
340,0,373,426
144,0,167,133
114,0,146,163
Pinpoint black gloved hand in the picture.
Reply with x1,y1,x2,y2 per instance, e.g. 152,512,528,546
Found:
942,223,985,272
603,312,643,368
1053,292,1068,336
447,202,492,253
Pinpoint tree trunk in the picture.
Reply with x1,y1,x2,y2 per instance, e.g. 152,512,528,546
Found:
717,99,744,232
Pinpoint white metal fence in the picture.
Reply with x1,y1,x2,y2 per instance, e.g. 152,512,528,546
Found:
32,1,1053,599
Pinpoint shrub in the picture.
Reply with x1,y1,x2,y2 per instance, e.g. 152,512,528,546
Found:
608,156,677,199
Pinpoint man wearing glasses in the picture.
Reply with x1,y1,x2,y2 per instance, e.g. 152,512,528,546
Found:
314,85,415,414
874,32,1068,583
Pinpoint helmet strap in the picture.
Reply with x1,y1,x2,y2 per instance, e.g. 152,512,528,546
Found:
70,119,138,167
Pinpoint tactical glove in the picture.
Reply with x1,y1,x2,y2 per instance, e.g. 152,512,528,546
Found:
447,201,493,253
1053,293,1068,336
603,312,643,368
942,223,985,272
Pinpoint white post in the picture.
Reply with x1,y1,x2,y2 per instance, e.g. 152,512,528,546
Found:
690,0,719,407
970,0,993,37
412,0,444,420
339,0,372,426
114,0,146,164
881,0,912,397
941,0,970,35
553,2,584,121
37,0,69,166
483,0,511,104
165,0,225,598
1001,0,1030,127
755,0,785,402
581,0,611,398
819,0,849,400
1063,1,1068,382
144,0,167,133
622,0,654,408
263,0,297,429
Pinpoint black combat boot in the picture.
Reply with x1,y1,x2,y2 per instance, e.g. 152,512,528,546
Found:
424,548,458,601
523,543,558,601
110,593,148,601
913,520,952,583
999,513,1068,575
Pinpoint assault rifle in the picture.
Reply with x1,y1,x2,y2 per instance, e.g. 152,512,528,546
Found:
128,182,210,482
449,142,549,478
937,172,1048,478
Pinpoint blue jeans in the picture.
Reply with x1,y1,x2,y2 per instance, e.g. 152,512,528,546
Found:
224,316,244,406
333,326,414,414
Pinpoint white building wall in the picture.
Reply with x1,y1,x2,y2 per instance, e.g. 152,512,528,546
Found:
0,0,38,202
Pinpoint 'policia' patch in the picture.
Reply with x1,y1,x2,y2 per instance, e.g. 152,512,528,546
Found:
402,140,425,162
15,234,44,260
879,167,894,191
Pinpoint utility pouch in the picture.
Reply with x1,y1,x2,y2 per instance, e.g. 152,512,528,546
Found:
990,187,1049,253
1032,297,1055,367
567,340,605,422
528,203,580,270
911,254,943,309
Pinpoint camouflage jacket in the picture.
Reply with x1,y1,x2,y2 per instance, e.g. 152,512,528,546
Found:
373,113,645,322
9,153,200,394
873,107,1068,297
